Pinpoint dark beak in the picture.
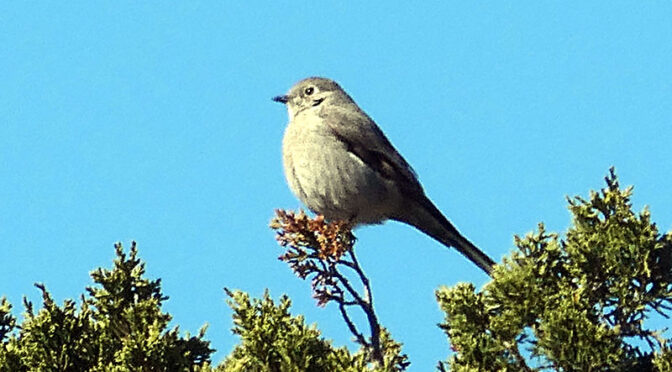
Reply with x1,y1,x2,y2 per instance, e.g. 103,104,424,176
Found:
272,95,288,104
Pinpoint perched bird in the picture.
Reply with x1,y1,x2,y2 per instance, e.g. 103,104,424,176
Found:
274,77,495,275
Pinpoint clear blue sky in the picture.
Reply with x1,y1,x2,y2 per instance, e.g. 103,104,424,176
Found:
2,2,671,370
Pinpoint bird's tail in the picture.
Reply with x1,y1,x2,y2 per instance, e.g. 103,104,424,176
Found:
394,197,495,276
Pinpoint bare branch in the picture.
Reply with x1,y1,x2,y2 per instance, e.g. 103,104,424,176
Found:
270,209,398,367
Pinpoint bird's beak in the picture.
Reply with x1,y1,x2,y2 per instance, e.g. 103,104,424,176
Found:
272,95,289,104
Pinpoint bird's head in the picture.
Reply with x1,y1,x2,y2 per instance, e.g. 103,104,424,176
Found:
273,77,353,118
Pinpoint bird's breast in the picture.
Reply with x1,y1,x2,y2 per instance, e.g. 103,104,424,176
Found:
282,117,398,224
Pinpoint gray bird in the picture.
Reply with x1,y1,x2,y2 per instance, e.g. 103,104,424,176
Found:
274,77,495,275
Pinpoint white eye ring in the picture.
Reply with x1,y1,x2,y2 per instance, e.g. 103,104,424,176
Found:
304,87,314,95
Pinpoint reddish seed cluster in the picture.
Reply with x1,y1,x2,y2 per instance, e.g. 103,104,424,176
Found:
271,209,353,262
270,209,356,305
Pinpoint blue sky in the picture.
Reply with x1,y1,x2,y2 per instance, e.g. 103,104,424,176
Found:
2,2,671,370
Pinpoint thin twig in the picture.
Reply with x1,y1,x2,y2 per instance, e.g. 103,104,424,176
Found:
338,300,367,346
349,247,382,362
331,266,367,307
508,341,533,372
330,255,383,364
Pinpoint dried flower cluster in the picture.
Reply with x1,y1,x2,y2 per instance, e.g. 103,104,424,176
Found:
271,209,354,266
270,209,396,367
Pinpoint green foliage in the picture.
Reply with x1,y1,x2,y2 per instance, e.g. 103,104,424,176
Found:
0,297,19,370
0,298,15,343
0,242,213,371
437,169,672,371
219,289,408,372
4,169,670,371
1,242,408,371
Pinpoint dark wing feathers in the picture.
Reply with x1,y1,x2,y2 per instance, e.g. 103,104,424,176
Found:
317,105,496,275
318,107,426,199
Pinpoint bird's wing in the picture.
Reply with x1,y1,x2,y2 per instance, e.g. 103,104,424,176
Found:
318,107,426,198
318,105,496,275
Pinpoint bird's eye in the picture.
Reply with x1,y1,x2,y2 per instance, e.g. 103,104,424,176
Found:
304,87,314,95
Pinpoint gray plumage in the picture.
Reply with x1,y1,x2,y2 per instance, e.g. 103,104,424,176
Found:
274,77,495,275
